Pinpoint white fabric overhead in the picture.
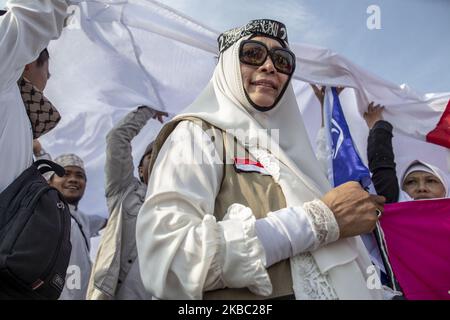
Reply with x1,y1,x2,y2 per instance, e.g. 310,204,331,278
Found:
42,0,450,218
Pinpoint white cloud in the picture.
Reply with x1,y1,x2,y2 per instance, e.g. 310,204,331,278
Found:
163,0,334,44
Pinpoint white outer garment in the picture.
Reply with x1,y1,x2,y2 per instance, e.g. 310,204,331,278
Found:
136,120,381,300
0,0,68,193
137,121,272,299
137,33,384,300
59,205,105,300
254,204,338,268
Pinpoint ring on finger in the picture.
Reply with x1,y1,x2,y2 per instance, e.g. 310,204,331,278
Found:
375,208,382,218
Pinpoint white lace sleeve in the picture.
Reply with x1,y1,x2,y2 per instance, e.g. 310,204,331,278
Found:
302,199,340,250
254,200,340,268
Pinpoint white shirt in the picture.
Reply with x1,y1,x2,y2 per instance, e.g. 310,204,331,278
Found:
0,0,68,193
59,205,106,300
136,121,333,299
136,121,272,299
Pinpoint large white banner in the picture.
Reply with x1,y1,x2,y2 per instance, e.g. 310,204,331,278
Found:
42,0,450,219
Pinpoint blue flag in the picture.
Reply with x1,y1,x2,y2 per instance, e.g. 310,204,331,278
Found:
326,87,371,188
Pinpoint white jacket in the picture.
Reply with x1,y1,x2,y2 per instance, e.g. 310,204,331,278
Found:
0,0,68,193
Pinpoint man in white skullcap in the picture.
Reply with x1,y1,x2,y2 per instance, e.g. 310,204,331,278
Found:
48,153,106,300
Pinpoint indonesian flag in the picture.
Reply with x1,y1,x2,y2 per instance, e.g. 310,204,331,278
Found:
380,199,450,300
426,100,450,148
233,158,270,176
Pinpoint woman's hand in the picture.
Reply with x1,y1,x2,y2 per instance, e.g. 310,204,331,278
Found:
311,84,326,108
321,181,385,239
310,85,345,127
363,102,385,129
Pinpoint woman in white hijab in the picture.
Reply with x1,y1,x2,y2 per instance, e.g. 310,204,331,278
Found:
364,104,448,202
364,103,449,298
399,160,448,201
136,19,385,300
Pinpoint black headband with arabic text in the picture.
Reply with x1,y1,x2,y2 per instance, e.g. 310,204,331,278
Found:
217,19,289,53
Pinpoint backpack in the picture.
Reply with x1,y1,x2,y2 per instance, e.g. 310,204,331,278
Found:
0,159,72,300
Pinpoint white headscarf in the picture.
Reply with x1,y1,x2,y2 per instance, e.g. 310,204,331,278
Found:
175,35,331,195
173,27,382,300
399,160,449,201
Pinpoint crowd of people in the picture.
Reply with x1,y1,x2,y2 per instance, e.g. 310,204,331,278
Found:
0,0,447,300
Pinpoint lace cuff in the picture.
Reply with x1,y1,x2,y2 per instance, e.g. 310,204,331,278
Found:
303,199,340,249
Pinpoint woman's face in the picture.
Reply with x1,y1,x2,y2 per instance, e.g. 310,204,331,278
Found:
402,171,446,200
240,36,290,108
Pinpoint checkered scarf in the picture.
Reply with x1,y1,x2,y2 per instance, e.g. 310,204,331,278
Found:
18,76,61,139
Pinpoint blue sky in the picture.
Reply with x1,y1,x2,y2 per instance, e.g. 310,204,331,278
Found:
162,0,450,94
2,0,449,93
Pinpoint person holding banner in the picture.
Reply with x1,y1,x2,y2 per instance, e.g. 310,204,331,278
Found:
0,0,68,193
364,103,448,202
87,106,167,300
364,104,450,300
136,19,386,300
311,85,402,297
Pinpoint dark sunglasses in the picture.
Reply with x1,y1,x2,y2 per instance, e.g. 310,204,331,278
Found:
239,40,296,75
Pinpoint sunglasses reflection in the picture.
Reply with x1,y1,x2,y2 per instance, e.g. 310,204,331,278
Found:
239,40,296,75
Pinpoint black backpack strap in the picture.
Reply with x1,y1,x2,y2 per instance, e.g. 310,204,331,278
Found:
34,159,65,177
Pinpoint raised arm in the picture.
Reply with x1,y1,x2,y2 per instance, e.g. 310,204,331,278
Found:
104,106,164,197
364,102,400,203
311,85,344,177
0,0,68,91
